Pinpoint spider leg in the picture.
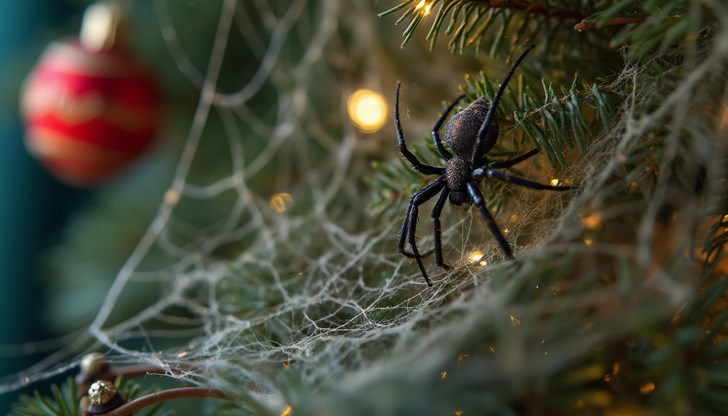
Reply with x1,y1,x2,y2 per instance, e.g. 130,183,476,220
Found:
431,188,451,270
395,82,445,175
397,203,435,259
431,94,464,160
472,44,535,166
466,182,514,259
487,148,540,169
399,178,447,286
487,169,576,191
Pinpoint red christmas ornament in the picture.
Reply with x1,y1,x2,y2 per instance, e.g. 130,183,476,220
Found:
20,3,161,187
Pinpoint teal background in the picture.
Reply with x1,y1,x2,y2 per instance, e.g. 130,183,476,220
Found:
0,1,85,413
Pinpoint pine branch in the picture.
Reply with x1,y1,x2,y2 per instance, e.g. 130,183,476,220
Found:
379,0,605,59
461,71,615,166
10,377,162,416
465,0,586,20
587,0,712,60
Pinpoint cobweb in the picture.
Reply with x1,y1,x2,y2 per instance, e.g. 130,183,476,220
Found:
4,0,728,414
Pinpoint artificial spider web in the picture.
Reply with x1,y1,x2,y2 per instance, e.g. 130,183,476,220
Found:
2,1,724,415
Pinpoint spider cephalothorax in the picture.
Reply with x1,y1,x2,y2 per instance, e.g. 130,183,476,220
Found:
394,44,576,286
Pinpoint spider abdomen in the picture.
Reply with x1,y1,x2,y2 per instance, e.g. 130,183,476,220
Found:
444,97,499,158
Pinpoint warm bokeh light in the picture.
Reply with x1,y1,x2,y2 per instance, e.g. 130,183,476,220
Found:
280,405,293,416
347,88,387,133
164,189,180,205
581,211,603,229
270,192,293,213
415,0,432,15
639,382,655,394
468,249,487,267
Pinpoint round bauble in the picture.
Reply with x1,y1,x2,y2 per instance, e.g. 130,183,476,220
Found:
21,39,161,186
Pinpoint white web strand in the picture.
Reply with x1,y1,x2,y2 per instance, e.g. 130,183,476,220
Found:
1,1,725,411
89,0,238,348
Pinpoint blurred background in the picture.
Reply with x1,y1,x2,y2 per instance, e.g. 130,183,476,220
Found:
0,2,84,413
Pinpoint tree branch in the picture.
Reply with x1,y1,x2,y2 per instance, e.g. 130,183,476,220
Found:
468,0,587,20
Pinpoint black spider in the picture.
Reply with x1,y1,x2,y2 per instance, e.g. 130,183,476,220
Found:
394,45,575,286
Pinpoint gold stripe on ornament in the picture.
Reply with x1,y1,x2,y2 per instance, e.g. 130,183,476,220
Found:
22,84,159,132
25,126,138,164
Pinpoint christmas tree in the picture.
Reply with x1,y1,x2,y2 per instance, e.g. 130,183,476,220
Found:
3,0,727,415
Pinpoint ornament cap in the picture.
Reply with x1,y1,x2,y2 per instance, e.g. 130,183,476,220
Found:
80,353,109,376
80,1,127,52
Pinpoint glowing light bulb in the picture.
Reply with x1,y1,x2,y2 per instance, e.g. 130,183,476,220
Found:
347,89,387,133
550,178,560,186
164,189,180,205
280,405,293,416
415,0,432,15
468,250,484,263
581,211,603,229
639,381,655,394
467,250,487,266
270,192,293,213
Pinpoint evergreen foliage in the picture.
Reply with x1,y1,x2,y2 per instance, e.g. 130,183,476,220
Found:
368,0,727,413
11,378,161,416
9,0,727,415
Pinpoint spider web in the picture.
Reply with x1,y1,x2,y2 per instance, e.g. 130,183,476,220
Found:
3,0,727,414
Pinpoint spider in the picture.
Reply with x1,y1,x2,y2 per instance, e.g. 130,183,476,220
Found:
394,45,575,286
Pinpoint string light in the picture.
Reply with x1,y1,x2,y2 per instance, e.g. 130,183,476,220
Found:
280,405,293,416
581,211,603,229
639,382,655,394
467,250,487,267
347,89,387,133
164,189,180,205
270,192,293,213
509,315,521,327
550,178,560,186
415,0,432,15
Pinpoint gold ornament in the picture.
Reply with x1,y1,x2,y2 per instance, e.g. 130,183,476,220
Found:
88,380,117,406
80,353,108,375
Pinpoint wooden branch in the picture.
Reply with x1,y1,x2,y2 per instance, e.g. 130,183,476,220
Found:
574,17,647,32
